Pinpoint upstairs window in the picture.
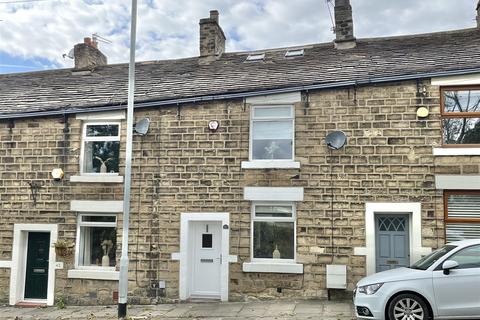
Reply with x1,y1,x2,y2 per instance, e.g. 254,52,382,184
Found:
81,122,120,174
252,203,296,261
445,191,480,242
250,105,294,160
442,87,480,145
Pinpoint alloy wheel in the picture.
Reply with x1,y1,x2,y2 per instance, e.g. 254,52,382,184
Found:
393,297,424,320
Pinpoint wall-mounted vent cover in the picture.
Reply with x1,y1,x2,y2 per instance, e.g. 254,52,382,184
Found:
245,53,265,62
285,49,304,57
326,264,347,289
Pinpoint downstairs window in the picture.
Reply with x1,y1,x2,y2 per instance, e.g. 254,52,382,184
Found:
445,191,480,242
76,214,117,269
252,203,296,261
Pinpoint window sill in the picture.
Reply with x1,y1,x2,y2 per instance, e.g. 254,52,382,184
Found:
67,269,119,280
242,262,303,274
241,161,300,169
433,148,480,156
70,175,124,183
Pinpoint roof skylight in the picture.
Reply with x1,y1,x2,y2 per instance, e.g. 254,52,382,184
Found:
245,53,265,62
285,49,304,57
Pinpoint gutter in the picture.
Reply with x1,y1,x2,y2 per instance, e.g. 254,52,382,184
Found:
2,67,480,120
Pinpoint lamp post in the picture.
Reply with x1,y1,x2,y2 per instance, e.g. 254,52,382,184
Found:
118,0,137,318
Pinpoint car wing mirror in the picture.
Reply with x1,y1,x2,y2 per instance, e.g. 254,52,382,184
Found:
442,260,459,275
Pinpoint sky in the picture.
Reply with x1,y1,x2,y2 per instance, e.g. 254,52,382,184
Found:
0,0,478,74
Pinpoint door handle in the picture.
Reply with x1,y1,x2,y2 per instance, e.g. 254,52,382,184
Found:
220,254,222,264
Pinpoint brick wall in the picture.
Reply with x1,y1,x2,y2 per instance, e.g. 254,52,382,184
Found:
0,79,470,304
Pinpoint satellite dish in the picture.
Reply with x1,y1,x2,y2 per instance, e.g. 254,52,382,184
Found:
62,48,74,59
134,118,150,135
325,131,347,150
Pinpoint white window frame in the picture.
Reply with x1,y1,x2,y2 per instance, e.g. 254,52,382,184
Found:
249,105,295,162
251,202,297,263
80,121,121,176
74,213,117,271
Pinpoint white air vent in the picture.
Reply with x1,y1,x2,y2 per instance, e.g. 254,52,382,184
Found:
285,49,304,57
326,264,347,289
246,53,265,62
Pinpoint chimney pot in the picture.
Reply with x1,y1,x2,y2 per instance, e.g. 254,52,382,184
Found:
334,0,356,49
199,10,226,58
210,10,219,23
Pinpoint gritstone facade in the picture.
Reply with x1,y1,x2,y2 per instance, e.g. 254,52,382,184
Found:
1,0,480,306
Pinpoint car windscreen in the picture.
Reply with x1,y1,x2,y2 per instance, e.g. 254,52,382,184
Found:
410,245,457,270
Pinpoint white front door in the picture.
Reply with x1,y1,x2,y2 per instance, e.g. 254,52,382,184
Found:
191,221,222,298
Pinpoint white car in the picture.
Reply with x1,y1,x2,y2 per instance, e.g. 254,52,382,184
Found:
354,239,480,320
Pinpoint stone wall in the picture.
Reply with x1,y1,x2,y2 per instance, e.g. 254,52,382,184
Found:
0,79,471,305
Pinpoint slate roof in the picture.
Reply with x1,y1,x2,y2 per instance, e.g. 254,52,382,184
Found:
2,27,480,117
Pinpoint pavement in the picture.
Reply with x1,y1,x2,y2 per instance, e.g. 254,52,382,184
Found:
0,300,355,320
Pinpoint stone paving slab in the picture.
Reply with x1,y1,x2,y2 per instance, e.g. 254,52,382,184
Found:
0,300,355,320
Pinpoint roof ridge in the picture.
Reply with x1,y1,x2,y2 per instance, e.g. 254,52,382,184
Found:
1,27,477,77
356,27,478,42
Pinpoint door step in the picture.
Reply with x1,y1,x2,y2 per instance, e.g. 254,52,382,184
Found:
15,301,47,308
187,296,221,303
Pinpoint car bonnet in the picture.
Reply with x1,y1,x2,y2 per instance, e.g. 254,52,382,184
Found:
356,267,430,287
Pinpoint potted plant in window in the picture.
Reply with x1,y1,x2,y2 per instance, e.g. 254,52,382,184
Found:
53,240,74,258
94,156,113,173
101,239,113,267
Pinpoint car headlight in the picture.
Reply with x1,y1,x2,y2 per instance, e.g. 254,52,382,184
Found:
357,283,383,295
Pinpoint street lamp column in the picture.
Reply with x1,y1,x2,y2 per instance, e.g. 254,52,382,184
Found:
118,0,137,318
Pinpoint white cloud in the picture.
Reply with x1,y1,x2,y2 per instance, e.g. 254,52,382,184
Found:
0,0,477,70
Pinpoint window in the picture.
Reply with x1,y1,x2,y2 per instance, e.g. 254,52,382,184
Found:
441,87,480,145
202,234,213,248
250,105,294,160
448,245,480,269
245,53,265,62
81,122,120,174
76,213,117,269
444,191,480,242
411,245,457,270
285,49,304,57
252,203,296,261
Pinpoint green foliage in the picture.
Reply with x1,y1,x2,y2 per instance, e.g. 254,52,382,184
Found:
55,296,66,309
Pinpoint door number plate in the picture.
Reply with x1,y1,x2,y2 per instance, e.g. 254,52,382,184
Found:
200,259,214,263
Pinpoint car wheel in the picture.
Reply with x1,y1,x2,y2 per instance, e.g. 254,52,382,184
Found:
387,293,431,320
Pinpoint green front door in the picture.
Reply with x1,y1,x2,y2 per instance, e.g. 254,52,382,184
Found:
24,232,50,299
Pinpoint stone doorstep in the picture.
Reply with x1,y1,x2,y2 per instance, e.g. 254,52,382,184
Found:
15,301,47,308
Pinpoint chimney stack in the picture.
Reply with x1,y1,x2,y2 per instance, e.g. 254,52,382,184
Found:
74,37,107,69
334,0,356,49
199,10,226,58
477,1,480,27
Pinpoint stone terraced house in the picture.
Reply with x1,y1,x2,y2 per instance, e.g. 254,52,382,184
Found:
1,0,480,307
